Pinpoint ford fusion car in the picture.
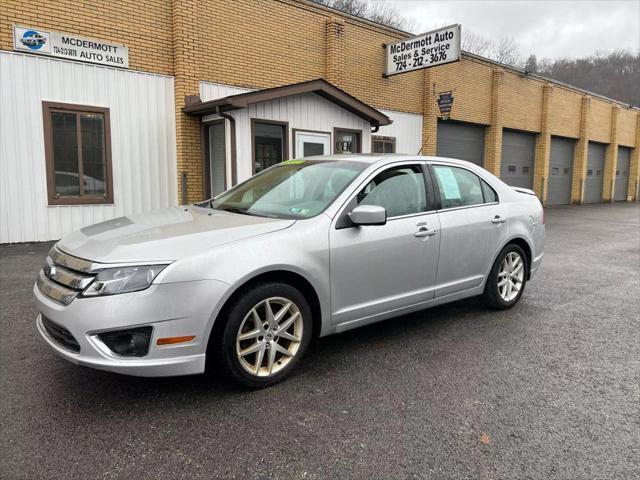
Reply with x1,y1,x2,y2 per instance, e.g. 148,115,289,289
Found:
34,155,544,388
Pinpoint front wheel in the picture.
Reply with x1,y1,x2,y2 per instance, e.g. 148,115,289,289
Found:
480,244,527,310
213,282,312,388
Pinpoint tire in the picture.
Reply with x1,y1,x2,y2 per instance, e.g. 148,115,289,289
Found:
480,243,528,310
212,282,312,389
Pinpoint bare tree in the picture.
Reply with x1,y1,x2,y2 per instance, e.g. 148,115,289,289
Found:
311,0,417,32
524,54,538,73
461,29,523,67
461,30,492,57
493,36,523,67
326,0,368,17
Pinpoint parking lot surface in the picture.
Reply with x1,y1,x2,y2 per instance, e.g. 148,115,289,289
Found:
1,203,639,480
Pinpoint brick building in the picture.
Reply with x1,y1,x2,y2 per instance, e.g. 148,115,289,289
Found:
1,0,638,243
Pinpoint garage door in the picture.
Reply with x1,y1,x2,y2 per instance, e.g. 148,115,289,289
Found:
500,130,536,189
584,142,606,203
436,121,485,165
547,136,575,205
614,147,631,201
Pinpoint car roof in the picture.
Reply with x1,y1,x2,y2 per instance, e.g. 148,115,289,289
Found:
302,153,478,168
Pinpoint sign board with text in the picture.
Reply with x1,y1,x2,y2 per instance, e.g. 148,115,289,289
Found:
385,24,461,77
13,26,129,68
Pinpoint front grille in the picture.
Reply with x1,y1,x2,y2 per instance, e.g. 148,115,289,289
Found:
42,316,80,352
36,245,97,305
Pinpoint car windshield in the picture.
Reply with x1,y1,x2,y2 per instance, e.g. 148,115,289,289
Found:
206,159,367,219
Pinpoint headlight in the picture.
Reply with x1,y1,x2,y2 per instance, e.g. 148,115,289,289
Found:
82,265,166,297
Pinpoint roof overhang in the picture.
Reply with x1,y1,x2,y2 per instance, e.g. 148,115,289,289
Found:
183,78,392,127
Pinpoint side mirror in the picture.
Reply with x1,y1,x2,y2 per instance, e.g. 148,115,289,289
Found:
348,205,387,226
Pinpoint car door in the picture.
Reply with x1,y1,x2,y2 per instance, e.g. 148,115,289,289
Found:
430,163,509,298
329,162,441,325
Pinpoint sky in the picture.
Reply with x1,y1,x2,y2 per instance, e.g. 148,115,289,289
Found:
388,0,640,59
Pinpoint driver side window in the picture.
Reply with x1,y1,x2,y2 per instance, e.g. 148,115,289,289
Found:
357,165,427,218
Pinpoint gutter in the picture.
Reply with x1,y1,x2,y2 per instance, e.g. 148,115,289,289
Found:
217,105,238,186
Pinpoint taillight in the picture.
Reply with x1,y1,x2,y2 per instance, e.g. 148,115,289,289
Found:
541,209,545,225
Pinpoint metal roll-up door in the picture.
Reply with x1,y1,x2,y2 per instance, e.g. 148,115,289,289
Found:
547,136,575,205
614,147,631,201
584,142,606,203
436,121,485,165
500,130,536,189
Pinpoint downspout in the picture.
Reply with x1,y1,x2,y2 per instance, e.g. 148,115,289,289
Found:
217,105,238,186
371,123,380,134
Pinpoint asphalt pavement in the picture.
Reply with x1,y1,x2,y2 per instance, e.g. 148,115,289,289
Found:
1,202,639,479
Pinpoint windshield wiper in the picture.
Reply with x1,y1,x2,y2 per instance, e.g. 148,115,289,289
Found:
216,207,259,216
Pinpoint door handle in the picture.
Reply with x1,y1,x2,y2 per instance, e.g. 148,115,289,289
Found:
491,216,506,224
414,227,437,237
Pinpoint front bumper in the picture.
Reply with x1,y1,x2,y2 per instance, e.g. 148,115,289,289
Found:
34,278,230,377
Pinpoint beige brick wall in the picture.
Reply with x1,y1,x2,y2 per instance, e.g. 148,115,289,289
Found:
589,98,613,144
501,71,544,132
618,108,637,147
534,85,553,201
603,107,619,201
0,0,174,75
572,97,591,203
629,116,640,200
432,59,494,125
548,87,582,139
484,70,504,176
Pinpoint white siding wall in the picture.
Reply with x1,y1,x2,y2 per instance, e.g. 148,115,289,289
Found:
200,82,252,101
234,93,372,182
377,109,423,155
0,52,177,243
199,81,373,184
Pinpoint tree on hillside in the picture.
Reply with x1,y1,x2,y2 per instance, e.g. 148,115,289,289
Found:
533,50,640,106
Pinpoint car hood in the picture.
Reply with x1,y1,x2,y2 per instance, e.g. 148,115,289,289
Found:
57,207,295,264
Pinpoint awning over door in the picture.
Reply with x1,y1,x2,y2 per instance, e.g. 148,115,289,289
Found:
183,78,392,128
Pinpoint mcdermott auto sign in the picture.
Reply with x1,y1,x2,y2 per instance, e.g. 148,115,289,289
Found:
13,26,129,68
385,24,461,77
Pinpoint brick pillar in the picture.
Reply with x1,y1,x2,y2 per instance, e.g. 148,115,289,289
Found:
421,68,437,155
630,113,640,201
325,17,345,86
571,96,591,204
603,106,620,201
484,69,504,176
534,84,553,203
172,0,203,204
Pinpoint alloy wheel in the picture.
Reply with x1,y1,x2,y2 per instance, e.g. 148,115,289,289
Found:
497,252,524,302
235,297,303,377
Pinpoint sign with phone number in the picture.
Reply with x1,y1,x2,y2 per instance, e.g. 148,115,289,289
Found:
385,24,461,77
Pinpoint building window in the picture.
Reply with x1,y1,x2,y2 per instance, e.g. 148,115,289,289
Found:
252,120,288,173
372,136,396,153
334,128,362,154
43,102,112,205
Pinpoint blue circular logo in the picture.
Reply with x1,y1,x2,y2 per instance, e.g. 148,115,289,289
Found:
20,30,46,50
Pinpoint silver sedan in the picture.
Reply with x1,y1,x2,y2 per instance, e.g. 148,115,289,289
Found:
34,155,544,388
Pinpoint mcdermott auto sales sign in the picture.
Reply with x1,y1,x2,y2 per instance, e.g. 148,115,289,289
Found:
385,24,461,77
13,26,129,68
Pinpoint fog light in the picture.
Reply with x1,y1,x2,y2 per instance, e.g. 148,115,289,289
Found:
97,326,152,357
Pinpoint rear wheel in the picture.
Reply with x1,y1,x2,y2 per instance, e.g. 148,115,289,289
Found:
213,282,312,388
480,244,527,310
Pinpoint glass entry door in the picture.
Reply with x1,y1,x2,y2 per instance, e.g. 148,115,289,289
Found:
295,131,330,158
